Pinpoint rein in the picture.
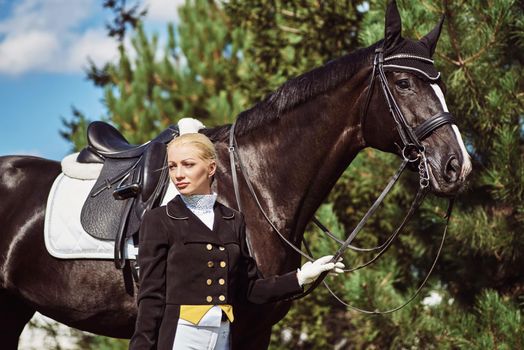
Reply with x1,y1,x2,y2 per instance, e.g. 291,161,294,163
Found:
227,47,455,312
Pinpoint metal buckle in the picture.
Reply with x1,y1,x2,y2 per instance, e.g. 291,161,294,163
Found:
402,144,430,188
402,144,422,163
418,150,430,189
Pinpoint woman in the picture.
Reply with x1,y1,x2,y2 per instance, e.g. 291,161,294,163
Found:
129,133,344,350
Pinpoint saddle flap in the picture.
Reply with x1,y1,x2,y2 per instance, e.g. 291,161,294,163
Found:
142,141,167,202
80,156,139,240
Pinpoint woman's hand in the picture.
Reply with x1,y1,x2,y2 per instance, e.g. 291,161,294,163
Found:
296,255,344,286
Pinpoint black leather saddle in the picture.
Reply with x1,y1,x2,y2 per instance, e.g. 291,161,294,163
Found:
77,121,179,268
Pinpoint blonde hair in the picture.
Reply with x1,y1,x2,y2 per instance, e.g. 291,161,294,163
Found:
167,133,217,162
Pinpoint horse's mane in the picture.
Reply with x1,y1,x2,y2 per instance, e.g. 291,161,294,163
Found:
205,44,376,142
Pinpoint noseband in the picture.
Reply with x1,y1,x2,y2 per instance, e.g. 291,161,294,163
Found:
227,46,456,313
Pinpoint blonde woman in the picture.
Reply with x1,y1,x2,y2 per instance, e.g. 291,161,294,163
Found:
129,133,344,350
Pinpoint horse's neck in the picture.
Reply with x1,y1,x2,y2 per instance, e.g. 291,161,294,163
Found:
235,71,369,249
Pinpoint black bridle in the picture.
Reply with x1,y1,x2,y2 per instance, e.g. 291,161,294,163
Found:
227,47,456,313
368,48,455,151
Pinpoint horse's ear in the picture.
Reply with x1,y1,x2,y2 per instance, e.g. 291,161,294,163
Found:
420,15,445,57
384,0,402,51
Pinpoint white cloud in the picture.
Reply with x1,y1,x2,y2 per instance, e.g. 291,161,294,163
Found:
0,31,59,74
0,0,94,34
67,28,119,73
0,0,182,76
0,0,116,75
144,0,185,23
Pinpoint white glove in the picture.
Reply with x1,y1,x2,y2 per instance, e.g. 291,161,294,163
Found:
296,255,345,286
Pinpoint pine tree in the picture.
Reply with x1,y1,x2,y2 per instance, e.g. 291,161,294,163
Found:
225,0,364,103
63,0,248,151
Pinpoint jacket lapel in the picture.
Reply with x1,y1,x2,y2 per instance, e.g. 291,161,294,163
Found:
166,195,237,245
213,203,237,245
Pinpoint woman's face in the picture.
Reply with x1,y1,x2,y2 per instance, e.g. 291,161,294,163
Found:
167,144,216,196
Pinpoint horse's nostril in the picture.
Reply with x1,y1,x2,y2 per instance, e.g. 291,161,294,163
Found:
444,156,460,183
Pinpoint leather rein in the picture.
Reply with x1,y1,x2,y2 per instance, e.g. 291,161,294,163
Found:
227,47,455,314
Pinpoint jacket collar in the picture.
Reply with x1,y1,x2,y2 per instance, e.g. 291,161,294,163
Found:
166,195,236,245
166,195,235,220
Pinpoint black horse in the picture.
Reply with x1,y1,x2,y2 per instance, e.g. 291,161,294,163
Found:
0,1,471,349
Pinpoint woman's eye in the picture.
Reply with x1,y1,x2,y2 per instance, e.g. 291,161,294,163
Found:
185,163,194,168
395,79,410,89
168,164,176,170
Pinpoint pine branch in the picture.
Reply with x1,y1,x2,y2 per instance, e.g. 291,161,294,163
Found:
279,25,302,34
462,7,505,65
443,0,483,108
103,0,147,42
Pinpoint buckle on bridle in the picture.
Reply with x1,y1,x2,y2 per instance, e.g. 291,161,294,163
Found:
402,144,430,188
375,47,384,64
402,144,423,162
418,149,430,189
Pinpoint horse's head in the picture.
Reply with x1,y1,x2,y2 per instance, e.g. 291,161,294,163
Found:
362,0,472,196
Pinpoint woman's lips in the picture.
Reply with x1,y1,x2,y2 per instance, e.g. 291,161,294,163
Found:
176,182,189,189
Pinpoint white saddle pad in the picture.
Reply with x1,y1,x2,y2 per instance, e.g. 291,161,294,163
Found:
44,171,178,260
44,116,203,260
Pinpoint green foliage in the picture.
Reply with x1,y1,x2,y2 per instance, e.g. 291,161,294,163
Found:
224,0,363,103
73,330,129,350
63,0,249,150
452,290,524,350
59,106,91,151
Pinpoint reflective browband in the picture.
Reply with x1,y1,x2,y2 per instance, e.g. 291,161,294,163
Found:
383,53,441,81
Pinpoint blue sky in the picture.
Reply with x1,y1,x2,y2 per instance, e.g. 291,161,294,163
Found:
0,0,181,160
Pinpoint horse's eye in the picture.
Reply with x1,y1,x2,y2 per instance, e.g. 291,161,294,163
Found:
395,79,410,90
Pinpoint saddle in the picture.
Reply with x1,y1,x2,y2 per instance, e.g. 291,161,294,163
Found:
77,121,178,268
